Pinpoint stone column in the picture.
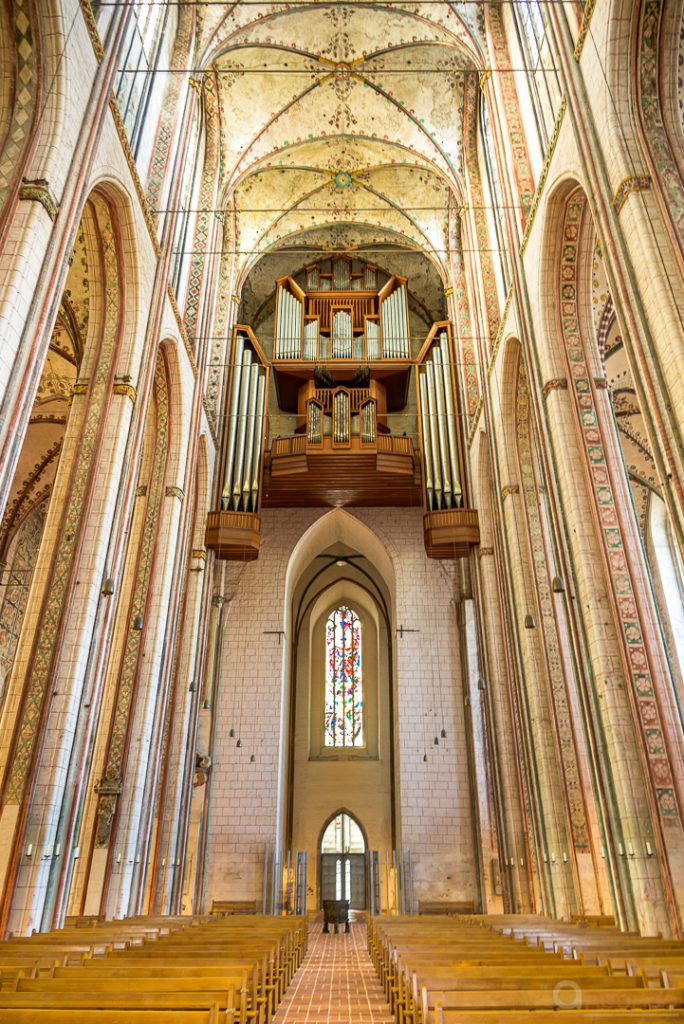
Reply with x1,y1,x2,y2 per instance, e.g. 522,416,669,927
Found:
475,546,533,913
151,547,211,914
3,381,137,935
544,381,672,935
103,485,186,918
500,485,578,919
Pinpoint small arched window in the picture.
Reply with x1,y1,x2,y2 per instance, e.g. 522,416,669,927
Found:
324,606,363,747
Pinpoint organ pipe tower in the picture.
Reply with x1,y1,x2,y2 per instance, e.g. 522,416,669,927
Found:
206,258,479,560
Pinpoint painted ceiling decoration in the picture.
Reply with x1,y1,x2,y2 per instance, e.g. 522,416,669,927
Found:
189,2,488,286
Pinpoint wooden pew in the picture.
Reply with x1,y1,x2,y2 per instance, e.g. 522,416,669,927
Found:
0,911,303,1024
433,1011,684,1024
0,1012,220,1023
211,900,258,915
422,984,684,1018
419,902,476,916
370,913,684,1024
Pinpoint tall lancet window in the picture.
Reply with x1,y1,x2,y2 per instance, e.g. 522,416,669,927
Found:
324,606,363,747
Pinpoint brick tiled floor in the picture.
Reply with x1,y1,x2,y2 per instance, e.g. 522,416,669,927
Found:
273,919,394,1023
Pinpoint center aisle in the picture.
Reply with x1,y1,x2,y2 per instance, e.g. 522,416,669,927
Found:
273,919,395,1023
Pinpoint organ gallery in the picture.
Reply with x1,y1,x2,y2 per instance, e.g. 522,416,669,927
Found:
208,257,478,561
0,3,684,1012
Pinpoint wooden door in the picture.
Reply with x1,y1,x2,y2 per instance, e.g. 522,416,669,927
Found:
320,853,366,908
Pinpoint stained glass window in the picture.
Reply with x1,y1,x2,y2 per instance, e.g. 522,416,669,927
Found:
324,606,363,747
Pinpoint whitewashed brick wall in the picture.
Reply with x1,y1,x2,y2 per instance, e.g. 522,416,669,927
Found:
204,507,476,907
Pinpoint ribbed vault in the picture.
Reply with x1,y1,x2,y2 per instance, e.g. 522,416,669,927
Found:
193,2,487,281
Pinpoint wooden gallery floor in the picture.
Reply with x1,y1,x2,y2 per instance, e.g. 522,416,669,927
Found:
273,920,394,1024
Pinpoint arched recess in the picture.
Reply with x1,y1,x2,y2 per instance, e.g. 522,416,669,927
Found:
0,276,82,709
173,434,212,915
514,342,610,917
592,245,684,714
492,336,579,921
535,177,684,934
0,0,68,248
0,182,141,935
636,0,684,260
279,509,396,911
148,433,212,917
318,808,367,909
159,337,190,493
69,345,172,919
318,807,368,853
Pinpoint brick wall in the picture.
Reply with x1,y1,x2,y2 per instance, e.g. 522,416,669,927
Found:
204,507,477,907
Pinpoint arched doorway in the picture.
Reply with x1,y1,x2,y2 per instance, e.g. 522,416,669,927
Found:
319,812,366,909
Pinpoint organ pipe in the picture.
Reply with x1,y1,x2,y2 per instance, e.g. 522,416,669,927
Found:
366,320,380,360
286,290,293,357
436,333,462,505
303,320,317,360
308,402,322,445
380,285,409,358
418,326,463,512
241,363,260,511
221,331,267,514
221,333,245,507
275,284,303,359
333,390,350,445
419,373,435,512
332,310,352,358
291,291,301,357
248,373,266,511
430,354,453,508
230,348,253,510
361,400,376,444
424,361,444,510
397,285,409,357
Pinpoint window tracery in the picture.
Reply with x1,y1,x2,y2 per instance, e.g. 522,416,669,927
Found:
479,98,511,299
114,0,178,167
324,606,364,747
169,97,205,308
512,0,562,151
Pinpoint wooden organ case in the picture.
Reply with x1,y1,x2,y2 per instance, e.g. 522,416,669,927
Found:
266,255,419,508
206,259,479,561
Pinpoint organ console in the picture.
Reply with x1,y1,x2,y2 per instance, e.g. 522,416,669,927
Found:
206,259,479,561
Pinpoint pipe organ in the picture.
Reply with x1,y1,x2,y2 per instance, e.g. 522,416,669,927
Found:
380,282,409,358
274,257,410,363
274,280,304,360
207,260,478,561
418,329,462,511
222,333,267,513
332,390,351,445
205,326,269,561
417,322,479,558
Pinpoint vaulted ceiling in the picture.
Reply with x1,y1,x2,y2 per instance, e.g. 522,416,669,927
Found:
194,2,487,288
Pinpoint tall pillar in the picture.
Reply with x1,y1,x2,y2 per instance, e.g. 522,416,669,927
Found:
475,546,533,913
500,486,578,918
151,547,211,914
544,374,674,935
